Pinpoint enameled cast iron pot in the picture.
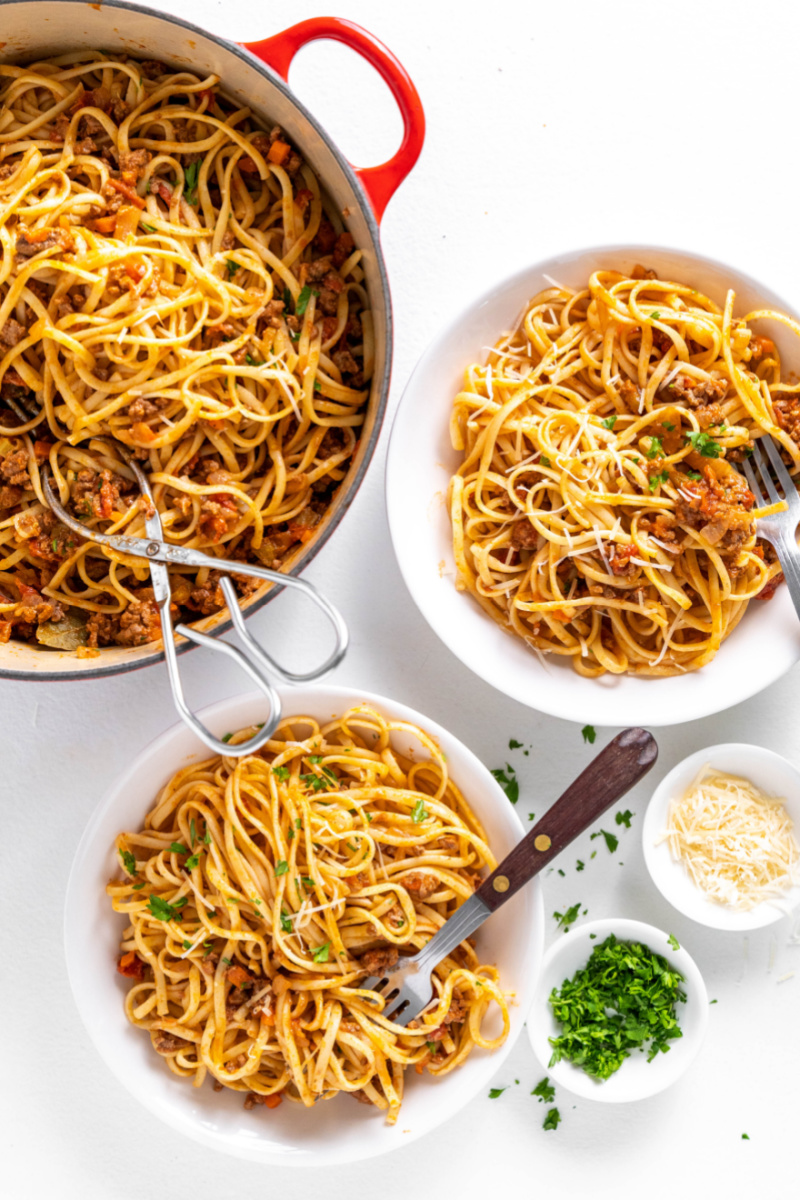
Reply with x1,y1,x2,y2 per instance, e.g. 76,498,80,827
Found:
0,1,424,680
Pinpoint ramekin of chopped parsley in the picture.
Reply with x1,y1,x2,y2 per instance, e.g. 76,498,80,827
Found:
548,934,686,1080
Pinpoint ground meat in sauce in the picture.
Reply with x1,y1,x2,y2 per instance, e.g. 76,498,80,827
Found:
616,377,640,410
0,318,26,347
675,463,754,553
70,468,133,520
402,872,439,900
152,1031,188,1054
118,148,151,183
510,519,538,549
358,945,399,974
0,448,30,487
609,544,638,577
0,484,21,508
665,375,728,407
773,394,800,445
15,226,72,258
13,584,64,627
86,590,161,647
126,395,169,421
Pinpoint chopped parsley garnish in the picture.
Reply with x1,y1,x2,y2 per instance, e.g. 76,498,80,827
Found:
648,470,669,492
663,421,675,431
221,733,233,744
301,877,314,888
182,939,193,950
245,354,264,366
646,436,664,459
540,455,551,467
313,942,330,963
274,860,289,876
141,222,156,233
553,902,581,933
279,909,293,933
412,799,428,823
531,1077,556,1103
543,1107,561,1131
488,1087,506,1099
581,725,596,744
301,772,329,792
190,818,197,847
742,1133,750,1140
147,894,187,922
601,416,618,430
426,1041,438,1052
221,956,231,966
490,764,519,804
667,933,680,951
283,286,292,310
548,934,686,1079
273,766,290,781
183,160,199,205
203,829,212,845
185,854,200,871
226,259,238,277
168,842,190,855
119,849,137,876
686,429,721,458
132,881,145,890
615,809,634,828
590,829,619,853
509,738,524,749
684,469,702,481
649,311,661,320
295,285,319,317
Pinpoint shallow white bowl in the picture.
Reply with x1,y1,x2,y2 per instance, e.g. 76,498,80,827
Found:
528,918,708,1102
385,243,800,727
642,743,800,930
64,686,544,1166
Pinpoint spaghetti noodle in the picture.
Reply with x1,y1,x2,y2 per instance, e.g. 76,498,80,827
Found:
449,267,800,676
107,705,508,1121
0,52,371,650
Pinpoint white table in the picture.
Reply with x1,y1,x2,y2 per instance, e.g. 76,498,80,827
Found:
4,0,800,1194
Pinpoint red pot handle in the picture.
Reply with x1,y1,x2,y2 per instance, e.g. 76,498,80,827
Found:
242,18,424,223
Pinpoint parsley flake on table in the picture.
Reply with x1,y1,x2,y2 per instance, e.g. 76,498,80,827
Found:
548,934,686,1079
590,829,619,853
491,764,519,804
553,902,581,933
509,738,524,750
488,1087,506,1099
581,725,596,744
615,809,634,828
543,1107,561,1131
531,1077,555,1103
742,1133,750,1140
576,860,585,871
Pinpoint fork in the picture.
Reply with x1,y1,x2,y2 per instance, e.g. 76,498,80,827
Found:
361,727,658,1026
742,437,800,618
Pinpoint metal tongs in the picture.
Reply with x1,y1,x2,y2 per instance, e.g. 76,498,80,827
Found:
42,446,348,755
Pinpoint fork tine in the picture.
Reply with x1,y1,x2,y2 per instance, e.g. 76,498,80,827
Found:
751,440,782,506
742,455,764,506
760,435,799,507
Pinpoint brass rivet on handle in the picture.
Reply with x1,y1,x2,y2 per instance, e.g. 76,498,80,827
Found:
492,875,510,893
534,834,552,852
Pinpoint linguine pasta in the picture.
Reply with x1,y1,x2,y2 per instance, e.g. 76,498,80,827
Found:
0,52,370,651
108,706,509,1121
449,268,800,677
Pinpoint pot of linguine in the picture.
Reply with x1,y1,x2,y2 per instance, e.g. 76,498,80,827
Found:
64,686,543,1164
0,3,424,679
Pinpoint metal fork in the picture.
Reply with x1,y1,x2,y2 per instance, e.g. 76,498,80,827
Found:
362,728,658,1026
742,438,800,619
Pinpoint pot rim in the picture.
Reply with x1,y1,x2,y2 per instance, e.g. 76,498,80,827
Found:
0,0,394,681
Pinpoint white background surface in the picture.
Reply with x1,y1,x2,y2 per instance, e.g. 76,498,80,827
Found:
3,0,800,1195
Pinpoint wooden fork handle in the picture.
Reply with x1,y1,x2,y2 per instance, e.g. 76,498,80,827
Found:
475,728,658,912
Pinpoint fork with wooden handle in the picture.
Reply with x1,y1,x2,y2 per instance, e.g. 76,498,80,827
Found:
362,727,658,1025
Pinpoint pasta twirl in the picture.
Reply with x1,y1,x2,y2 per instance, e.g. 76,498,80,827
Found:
449,268,800,677
108,706,509,1122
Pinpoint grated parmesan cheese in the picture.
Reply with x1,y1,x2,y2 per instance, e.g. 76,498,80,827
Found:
658,766,800,910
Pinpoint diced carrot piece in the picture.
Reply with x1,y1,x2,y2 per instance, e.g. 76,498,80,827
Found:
226,965,252,987
114,205,141,242
107,178,145,209
0,621,12,644
117,951,144,979
267,140,291,166
264,1093,282,1109
33,440,52,462
131,421,158,444
89,216,117,233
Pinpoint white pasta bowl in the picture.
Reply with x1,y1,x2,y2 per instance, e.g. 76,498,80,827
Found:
63,686,544,1165
385,243,800,727
528,918,708,1103
642,743,800,930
